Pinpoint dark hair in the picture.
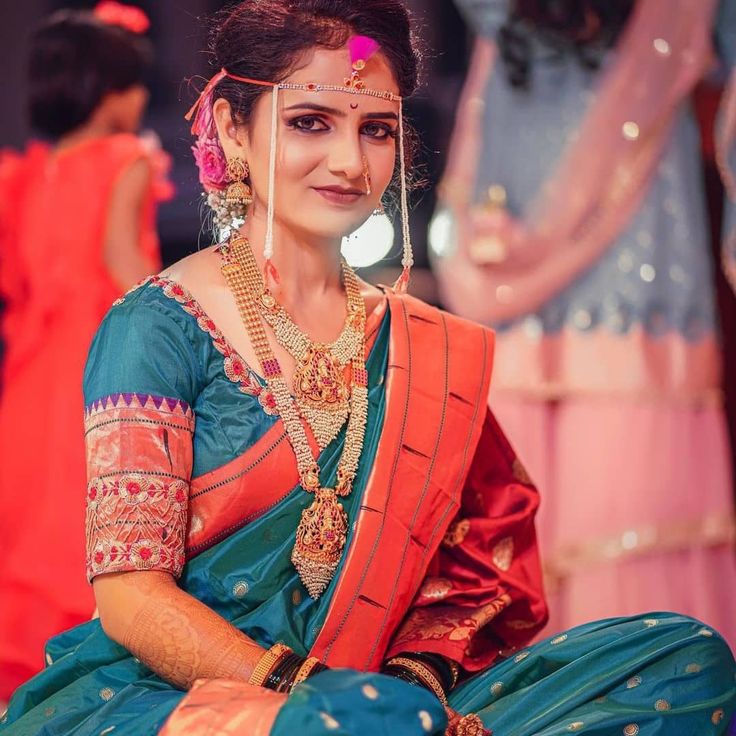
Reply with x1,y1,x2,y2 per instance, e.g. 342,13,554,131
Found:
498,0,634,89
28,10,152,139
207,0,422,197
209,0,420,125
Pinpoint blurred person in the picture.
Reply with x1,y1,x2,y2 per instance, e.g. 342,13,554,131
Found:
432,0,736,644
1,2,734,735
0,1,171,701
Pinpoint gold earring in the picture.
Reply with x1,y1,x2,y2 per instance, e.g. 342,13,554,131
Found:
225,157,253,207
362,155,372,196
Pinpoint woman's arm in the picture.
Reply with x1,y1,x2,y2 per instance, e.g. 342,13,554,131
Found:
94,569,264,690
102,156,159,290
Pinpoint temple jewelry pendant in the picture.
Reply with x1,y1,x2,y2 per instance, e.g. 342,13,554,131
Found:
294,346,350,448
291,487,348,598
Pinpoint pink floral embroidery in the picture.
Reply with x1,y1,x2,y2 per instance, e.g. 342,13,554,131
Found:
84,396,195,581
150,276,279,416
86,474,189,580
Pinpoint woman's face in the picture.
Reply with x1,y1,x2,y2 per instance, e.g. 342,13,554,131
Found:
220,46,401,242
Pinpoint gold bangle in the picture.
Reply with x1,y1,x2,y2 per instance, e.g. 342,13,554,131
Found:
292,656,322,687
386,656,448,705
249,643,292,687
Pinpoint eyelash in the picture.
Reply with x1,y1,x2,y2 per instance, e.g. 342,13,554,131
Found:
286,115,397,140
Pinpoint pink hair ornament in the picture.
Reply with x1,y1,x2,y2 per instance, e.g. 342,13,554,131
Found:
94,1,150,34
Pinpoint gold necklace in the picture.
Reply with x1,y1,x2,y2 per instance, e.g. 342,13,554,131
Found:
235,242,364,449
220,235,369,598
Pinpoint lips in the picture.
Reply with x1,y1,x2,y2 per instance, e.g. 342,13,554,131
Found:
312,186,364,205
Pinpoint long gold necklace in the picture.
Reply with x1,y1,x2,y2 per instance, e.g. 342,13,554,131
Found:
220,235,369,598
236,243,364,449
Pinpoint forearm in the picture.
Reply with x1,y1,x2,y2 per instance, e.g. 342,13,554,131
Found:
95,571,264,690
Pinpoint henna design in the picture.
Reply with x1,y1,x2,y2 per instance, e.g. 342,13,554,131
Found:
119,573,262,689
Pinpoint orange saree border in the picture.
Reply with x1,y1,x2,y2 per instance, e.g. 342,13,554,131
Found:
310,292,495,670
185,424,307,556
160,679,286,736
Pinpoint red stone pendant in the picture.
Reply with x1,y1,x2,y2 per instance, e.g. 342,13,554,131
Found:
291,487,349,598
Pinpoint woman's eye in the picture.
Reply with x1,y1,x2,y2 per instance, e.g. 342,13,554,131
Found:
361,122,396,140
287,115,329,132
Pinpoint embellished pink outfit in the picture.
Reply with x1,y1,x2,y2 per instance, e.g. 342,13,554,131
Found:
433,0,736,645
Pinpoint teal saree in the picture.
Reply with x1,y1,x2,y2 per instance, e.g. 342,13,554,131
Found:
1,278,733,735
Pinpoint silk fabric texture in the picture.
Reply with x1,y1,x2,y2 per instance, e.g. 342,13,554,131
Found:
1,280,733,734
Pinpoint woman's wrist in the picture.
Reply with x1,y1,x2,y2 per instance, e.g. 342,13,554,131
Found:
403,652,459,691
382,654,451,705
250,644,328,693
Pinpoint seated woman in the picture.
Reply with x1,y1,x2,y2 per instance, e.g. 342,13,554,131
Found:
1,1,734,734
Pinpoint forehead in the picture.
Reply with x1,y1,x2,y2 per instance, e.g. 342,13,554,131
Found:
282,46,401,112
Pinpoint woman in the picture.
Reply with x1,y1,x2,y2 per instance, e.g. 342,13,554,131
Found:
1,1,733,734
0,1,171,699
431,0,736,643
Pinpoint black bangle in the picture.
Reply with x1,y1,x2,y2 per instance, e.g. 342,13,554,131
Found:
264,653,291,691
404,652,456,692
381,665,428,692
266,653,304,692
277,655,305,693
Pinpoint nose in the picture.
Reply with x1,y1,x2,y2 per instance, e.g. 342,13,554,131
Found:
326,129,364,182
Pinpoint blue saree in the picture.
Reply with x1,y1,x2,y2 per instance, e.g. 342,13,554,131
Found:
1,277,734,735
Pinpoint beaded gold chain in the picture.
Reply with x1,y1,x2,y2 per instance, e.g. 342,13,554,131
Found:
236,242,364,449
220,235,369,598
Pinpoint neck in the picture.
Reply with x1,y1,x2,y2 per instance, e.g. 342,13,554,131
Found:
55,118,121,153
241,206,344,308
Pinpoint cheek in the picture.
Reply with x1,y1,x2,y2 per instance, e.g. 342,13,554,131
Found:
371,145,397,191
279,136,324,178
249,136,321,195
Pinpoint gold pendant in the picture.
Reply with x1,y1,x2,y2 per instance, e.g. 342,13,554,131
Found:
294,346,350,448
291,487,348,598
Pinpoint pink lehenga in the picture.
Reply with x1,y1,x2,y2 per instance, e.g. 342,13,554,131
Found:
433,0,736,646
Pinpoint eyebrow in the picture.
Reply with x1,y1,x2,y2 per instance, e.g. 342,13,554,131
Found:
283,102,398,121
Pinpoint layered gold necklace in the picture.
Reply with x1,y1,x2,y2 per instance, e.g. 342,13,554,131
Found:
220,234,369,598
257,260,364,449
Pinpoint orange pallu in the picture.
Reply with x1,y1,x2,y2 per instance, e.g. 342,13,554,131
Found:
163,291,548,733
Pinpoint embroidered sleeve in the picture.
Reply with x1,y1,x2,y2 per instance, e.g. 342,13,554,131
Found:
82,299,201,582
386,409,548,672
85,393,194,581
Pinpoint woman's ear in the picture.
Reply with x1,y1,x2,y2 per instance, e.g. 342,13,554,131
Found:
212,97,250,162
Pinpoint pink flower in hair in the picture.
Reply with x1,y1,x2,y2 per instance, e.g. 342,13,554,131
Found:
192,136,227,192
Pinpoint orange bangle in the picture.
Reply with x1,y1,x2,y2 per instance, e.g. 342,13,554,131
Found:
249,643,292,688
292,656,322,687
